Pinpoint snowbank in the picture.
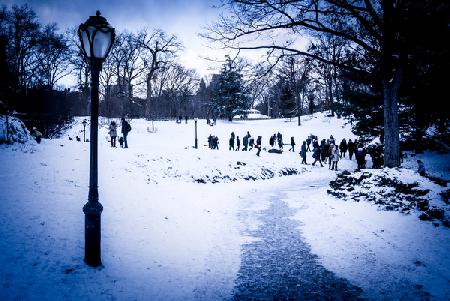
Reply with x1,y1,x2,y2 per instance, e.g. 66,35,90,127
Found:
0,114,32,144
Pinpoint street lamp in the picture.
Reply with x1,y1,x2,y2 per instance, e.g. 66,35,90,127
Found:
82,119,87,142
194,118,198,149
78,10,115,267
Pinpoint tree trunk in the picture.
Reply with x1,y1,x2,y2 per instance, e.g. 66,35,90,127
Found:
382,0,401,168
328,78,334,116
383,72,401,168
414,98,425,154
297,91,302,126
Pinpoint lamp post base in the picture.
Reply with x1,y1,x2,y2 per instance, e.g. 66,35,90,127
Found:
83,201,103,267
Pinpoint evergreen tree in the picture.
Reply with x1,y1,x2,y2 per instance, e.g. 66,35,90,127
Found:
212,56,250,121
279,82,296,119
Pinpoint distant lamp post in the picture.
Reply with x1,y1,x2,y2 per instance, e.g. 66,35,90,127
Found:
78,10,115,267
194,118,198,149
82,119,87,142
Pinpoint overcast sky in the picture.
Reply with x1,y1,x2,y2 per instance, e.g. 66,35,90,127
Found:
3,0,234,85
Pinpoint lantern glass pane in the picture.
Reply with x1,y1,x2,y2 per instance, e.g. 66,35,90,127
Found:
93,29,112,59
81,30,91,57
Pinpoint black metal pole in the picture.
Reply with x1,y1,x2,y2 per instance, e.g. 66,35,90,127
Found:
195,120,198,149
83,124,86,142
83,59,103,267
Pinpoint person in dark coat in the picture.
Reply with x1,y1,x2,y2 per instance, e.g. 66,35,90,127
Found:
249,137,254,150
339,138,348,158
256,136,262,156
355,144,366,169
347,139,355,160
277,132,283,149
269,135,274,148
289,136,296,152
242,133,249,151
320,140,327,163
312,144,323,167
208,134,213,149
229,133,235,150
236,136,240,151
300,141,307,164
121,117,131,148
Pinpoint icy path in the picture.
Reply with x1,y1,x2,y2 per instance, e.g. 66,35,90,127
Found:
232,178,363,299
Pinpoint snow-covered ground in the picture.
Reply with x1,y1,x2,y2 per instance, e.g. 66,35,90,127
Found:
0,113,448,300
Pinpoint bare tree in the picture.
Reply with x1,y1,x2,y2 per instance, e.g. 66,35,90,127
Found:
67,27,90,97
138,29,182,106
151,63,199,117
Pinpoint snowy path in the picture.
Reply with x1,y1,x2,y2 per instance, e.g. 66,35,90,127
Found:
232,176,363,299
231,167,449,300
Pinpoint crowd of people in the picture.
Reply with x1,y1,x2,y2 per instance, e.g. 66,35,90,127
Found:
213,130,391,172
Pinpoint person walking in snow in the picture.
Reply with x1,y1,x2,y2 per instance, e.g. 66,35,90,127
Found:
327,143,334,168
109,121,117,147
242,134,248,151
330,145,340,170
236,136,240,151
339,138,347,158
320,140,327,163
300,141,307,164
255,136,262,157
312,144,323,167
289,136,296,152
347,139,355,160
121,117,131,148
229,132,235,150
243,131,251,151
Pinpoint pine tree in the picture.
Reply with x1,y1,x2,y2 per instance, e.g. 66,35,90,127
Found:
279,82,296,119
212,57,250,121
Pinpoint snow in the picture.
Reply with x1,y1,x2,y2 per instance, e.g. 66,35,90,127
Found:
0,112,448,300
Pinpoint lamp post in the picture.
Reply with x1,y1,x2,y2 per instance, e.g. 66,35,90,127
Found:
78,11,115,267
82,119,87,142
194,118,198,149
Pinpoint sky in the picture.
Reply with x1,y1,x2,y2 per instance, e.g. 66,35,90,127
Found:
2,0,233,85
